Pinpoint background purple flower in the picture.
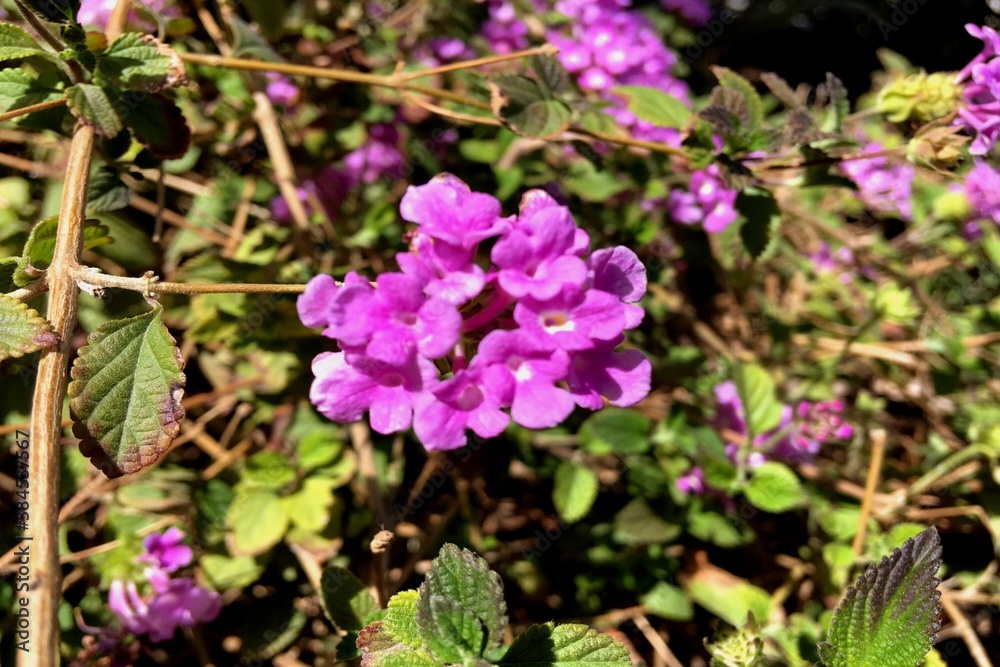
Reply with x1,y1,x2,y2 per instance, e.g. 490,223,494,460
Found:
840,143,914,220
668,164,739,233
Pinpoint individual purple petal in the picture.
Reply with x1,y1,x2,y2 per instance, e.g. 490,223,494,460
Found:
400,174,507,247
137,527,192,573
514,287,626,350
397,234,486,306
676,467,706,494
109,580,152,637
588,246,647,303
493,205,589,299
301,272,377,345
363,273,462,363
145,577,222,642
565,336,651,409
297,274,339,329
413,367,512,450
476,330,574,428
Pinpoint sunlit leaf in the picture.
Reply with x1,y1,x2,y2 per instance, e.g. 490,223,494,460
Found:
0,293,57,361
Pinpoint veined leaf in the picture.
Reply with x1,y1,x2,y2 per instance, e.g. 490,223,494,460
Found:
120,92,191,159
417,544,507,661
96,33,187,93
383,590,423,649
745,462,805,513
357,621,440,667
735,186,781,260
553,461,599,524
732,363,783,438
226,490,288,555
499,623,633,666
320,565,380,632
490,74,572,139
612,85,691,129
0,293,57,361
18,0,80,25
0,257,20,292
65,83,124,138
818,527,942,667
711,66,764,133
14,216,112,286
69,306,186,478
0,24,47,62
0,69,61,116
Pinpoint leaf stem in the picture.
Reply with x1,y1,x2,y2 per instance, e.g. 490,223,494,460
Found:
0,98,67,124
20,124,93,667
394,44,559,81
6,278,48,301
72,268,307,294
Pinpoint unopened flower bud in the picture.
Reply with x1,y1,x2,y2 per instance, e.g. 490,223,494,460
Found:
907,124,969,169
877,71,963,123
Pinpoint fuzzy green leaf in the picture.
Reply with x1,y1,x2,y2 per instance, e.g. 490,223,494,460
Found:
818,528,942,667
490,74,572,139
68,307,186,478
65,83,124,138
612,85,691,129
0,24,47,62
225,490,288,556
735,187,781,260
0,69,61,116
15,216,112,285
0,293,57,361
0,257,18,292
552,461,599,524
745,462,805,513
711,66,764,133
580,409,651,454
499,623,633,666
96,33,186,92
87,166,132,214
732,363,783,438
383,590,423,649
320,565,380,632
120,92,191,159
381,652,443,667
417,544,507,661
18,0,79,25
357,621,440,667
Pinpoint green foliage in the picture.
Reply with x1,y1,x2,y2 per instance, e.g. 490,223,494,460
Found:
14,216,112,285
499,623,633,666
320,565,380,632
0,24,48,62
818,528,942,667
612,85,691,129
735,186,781,260
0,293,56,361
68,306,185,478
95,34,184,93
745,462,805,513
552,461,599,523
490,74,572,139
580,409,650,454
65,83,124,137
732,363,783,439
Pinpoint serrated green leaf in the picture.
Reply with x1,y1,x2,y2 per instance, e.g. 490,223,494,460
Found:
612,85,691,129
15,216,112,285
382,651,443,667
0,293,57,361
0,257,18,292
357,621,439,667
711,66,763,133
242,450,295,488
735,187,781,260
0,69,61,116
225,490,288,556
18,0,79,25
65,83,124,138
531,54,570,96
420,596,486,663
417,544,507,660
68,307,185,478
552,461,599,524
87,165,131,214
745,462,805,513
732,363,783,438
818,528,942,667
320,565,380,632
383,590,422,649
499,623,633,666
96,33,186,92
490,75,571,139
0,24,47,62
823,72,849,133
580,408,650,454
282,477,336,533
120,92,191,160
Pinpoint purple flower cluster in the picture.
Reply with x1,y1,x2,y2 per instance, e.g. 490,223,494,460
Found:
299,174,651,450
77,0,176,28
677,381,852,495
547,0,690,143
108,528,221,643
480,0,530,54
963,160,1000,228
271,123,405,223
839,143,914,220
667,163,739,233
956,24,1000,155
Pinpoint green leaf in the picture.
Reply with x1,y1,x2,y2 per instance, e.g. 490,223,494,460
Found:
0,293,57,361
499,623,633,666
552,461,599,524
612,86,691,129
242,450,295,488
382,652,443,667
68,306,186,478
319,565,380,632
745,462,805,513
383,590,422,649
87,165,131,214
818,527,942,667
0,69,60,116
823,72,849,133
531,54,570,96
18,0,80,25
225,490,288,556
200,553,264,589
735,187,781,260
0,24,47,62
15,216,112,285
490,74,572,139
613,499,681,546
120,92,191,159
687,579,772,628
96,33,187,93
417,544,507,661
282,477,336,533
640,582,694,622
580,409,650,454
0,257,18,292
711,66,763,133
65,83,124,137
230,15,281,61
357,621,440,666
732,363,783,438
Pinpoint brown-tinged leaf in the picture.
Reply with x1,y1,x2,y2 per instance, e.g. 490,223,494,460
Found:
0,293,57,361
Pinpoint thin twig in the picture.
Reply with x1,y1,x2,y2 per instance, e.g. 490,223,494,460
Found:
395,44,558,80
0,99,67,124
252,92,311,230
941,592,995,667
852,429,886,557
72,267,306,294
